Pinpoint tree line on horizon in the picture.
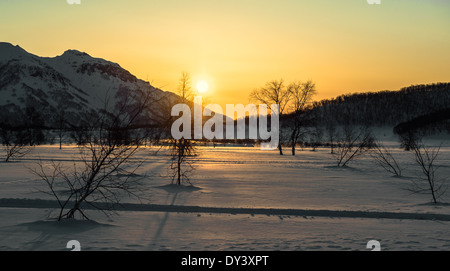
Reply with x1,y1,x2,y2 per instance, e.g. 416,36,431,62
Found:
2,81,450,161
307,82,450,127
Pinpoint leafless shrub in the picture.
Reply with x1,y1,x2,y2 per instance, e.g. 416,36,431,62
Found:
408,141,446,204
168,72,198,185
1,129,33,163
334,126,374,167
371,142,403,177
32,87,158,220
32,143,144,220
169,139,197,185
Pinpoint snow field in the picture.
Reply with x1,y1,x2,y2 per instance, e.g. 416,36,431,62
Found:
1,141,450,251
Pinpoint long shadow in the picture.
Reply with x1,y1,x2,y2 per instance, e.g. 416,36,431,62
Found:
150,191,179,248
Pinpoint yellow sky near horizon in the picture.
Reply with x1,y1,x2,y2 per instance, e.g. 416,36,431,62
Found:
1,0,449,108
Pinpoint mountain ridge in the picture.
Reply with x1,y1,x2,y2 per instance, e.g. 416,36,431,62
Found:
0,42,175,130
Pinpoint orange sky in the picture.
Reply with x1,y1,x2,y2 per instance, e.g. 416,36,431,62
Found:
1,0,449,109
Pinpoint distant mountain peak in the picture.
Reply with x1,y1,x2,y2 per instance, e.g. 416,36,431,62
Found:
61,49,91,58
56,49,94,63
0,43,174,129
54,49,121,69
0,42,29,61
0,42,22,49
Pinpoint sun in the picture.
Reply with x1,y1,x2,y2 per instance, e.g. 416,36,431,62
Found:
197,80,209,93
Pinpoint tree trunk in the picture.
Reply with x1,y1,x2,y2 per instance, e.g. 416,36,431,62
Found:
290,128,297,156
330,136,334,154
177,159,181,185
177,139,183,185
5,147,13,162
59,133,62,150
428,176,437,204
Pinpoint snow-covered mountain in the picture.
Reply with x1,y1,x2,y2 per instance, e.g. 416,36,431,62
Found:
0,42,175,128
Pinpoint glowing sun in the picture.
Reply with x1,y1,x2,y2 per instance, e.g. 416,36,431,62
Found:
197,80,209,93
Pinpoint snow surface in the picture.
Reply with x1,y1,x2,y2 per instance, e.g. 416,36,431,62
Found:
1,140,450,251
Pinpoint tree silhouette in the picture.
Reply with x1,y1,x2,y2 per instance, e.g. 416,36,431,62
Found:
250,79,292,155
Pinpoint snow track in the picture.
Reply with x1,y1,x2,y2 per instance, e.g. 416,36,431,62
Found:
1,198,450,222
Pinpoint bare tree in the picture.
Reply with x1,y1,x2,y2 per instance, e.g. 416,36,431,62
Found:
3,144,32,163
169,72,197,185
33,142,144,220
287,80,317,155
54,101,68,150
309,126,323,152
371,142,403,177
399,130,422,151
33,87,156,220
170,138,197,185
250,79,291,155
408,141,445,204
334,126,374,167
1,130,33,163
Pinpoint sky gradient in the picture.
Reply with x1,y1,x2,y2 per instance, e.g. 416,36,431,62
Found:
1,0,449,108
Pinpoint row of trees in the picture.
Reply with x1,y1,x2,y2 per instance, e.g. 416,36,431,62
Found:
0,100,47,162
246,81,450,159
